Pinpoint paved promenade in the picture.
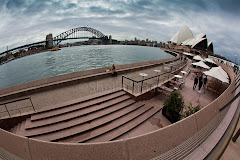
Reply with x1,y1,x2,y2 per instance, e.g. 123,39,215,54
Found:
26,60,181,111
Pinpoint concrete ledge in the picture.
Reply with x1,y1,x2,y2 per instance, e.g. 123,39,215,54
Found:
0,128,31,160
28,139,128,160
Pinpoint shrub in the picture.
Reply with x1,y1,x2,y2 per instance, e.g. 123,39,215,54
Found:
162,91,184,123
182,103,201,119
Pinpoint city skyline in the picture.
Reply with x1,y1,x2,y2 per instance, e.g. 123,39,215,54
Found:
0,0,239,63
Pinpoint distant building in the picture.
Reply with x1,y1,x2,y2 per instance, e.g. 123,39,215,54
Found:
109,35,112,44
134,37,137,43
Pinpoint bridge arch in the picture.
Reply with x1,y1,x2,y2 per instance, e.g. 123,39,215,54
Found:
53,27,106,45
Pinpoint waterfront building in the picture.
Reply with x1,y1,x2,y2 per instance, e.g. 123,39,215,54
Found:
170,25,214,57
134,37,137,43
109,35,112,44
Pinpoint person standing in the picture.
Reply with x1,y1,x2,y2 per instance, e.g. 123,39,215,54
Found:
193,75,198,90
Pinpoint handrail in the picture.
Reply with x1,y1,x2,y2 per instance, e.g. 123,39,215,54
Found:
235,74,240,85
122,60,187,93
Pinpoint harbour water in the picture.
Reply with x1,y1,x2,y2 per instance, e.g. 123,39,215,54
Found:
0,45,173,89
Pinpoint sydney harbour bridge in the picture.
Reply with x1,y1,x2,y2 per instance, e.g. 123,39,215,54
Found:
0,27,112,56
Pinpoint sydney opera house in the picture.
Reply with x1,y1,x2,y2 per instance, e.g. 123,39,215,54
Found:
168,25,214,57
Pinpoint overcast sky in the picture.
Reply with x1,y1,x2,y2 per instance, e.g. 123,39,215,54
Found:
0,0,239,63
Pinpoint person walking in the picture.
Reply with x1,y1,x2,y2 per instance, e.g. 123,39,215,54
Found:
198,74,203,92
193,75,198,90
203,75,208,88
203,75,208,94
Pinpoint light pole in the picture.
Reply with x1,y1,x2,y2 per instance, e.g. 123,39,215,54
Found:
235,55,238,64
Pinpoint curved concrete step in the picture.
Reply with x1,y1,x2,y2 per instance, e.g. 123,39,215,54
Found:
72,106,161,143
24,99,135,137
25,95,131,129
31,102,145,142
31,90,126,121
32,88,123,114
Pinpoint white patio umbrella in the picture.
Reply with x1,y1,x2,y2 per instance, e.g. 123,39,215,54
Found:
183,52,193,56
216,66,228,79
203,67,229,83
204,58,216,64
193,55,205,61
192,61,210,69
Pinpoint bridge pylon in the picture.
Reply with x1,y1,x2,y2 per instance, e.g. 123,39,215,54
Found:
46,34,53,49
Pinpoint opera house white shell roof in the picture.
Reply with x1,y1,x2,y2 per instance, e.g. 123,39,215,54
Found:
170,25,213,52
170,25,194,45
182,33,206,48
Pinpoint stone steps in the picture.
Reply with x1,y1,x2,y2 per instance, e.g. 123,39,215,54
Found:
31,90,126,121
32,102,145,141
9,89,160,144
25,94,132,129
76,106,161,143
23,99,135,137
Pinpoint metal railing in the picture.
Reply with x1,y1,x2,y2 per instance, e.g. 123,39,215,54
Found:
122,60,187,94
0,97,35,117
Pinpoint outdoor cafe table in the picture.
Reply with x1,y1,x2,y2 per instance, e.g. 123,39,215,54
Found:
139,73,148,79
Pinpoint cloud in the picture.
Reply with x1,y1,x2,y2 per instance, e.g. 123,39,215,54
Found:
89,6,125,15
0,0,239,64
